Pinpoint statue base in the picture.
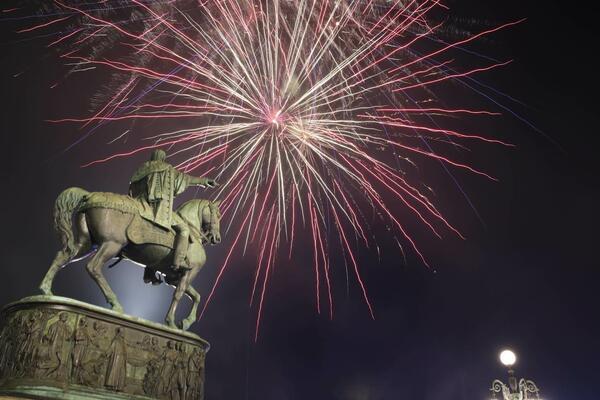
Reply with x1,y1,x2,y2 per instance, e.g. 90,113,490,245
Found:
0,296,209,400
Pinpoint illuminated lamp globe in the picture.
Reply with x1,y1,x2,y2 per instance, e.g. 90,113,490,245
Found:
499,349,517,367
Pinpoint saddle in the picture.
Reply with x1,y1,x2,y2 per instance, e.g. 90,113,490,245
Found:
126,213,203,249
126,215,177,248
79,192,201,249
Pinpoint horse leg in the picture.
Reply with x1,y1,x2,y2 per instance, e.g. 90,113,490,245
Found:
179,244,205,330
86,241,124,313
165,274,186,328
172,263,203,331
181,285,201,331
40,214,93,295
40,250,70,295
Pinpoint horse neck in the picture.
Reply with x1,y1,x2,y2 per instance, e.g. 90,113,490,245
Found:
178,200,203,228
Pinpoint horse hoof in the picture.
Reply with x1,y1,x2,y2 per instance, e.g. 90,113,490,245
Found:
39,285,53,296
167,321,177,329
111,304,124,314
181,319,194,331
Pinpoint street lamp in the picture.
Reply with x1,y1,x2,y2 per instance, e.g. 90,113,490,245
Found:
489,349,542,400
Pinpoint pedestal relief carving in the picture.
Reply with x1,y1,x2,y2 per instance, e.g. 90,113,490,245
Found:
0,296,209,400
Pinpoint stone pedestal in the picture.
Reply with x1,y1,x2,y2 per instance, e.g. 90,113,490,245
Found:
0,296,209,400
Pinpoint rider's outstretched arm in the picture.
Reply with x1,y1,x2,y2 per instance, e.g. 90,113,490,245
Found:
188,175,218,188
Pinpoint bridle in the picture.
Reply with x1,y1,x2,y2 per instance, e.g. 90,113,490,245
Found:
207,201,220,234
186,201,220,244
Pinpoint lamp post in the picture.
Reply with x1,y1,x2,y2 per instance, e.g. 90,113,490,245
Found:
489,349,542,400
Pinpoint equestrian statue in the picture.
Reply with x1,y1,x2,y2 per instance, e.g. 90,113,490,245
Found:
38,149,222,331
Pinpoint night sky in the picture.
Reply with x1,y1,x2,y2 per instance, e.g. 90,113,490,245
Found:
1,1,598,399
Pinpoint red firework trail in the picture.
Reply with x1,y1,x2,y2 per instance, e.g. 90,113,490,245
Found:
16,0,519,337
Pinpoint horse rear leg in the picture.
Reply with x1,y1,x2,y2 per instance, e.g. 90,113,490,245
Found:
181,285,201,331
40,214,92,295
40,250,72,295
86,241,124,313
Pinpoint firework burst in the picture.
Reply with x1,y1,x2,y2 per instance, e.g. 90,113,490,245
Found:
13,0,518,337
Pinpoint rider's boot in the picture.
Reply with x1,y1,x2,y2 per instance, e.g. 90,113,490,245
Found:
173,224,190,271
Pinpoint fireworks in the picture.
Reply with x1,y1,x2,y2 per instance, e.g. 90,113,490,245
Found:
13,0,516,337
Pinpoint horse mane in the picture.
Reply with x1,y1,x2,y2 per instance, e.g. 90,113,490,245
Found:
177,199,211,223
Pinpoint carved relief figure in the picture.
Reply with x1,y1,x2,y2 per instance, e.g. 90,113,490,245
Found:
0,324,7,374
68,319,109,387
92,320,108,339
151,337,161,353
157,340,179,395
71,317,92,383
138,334,152,351
186,347,205,400
143,357,161,397
35,337,53,378
142,337,164,396
80,356,107,388
170,342,188,400
13,315,28,372
41,312,72,378
105,327,128,391
19,311,45,376
0,319,17,375
13,314,30,375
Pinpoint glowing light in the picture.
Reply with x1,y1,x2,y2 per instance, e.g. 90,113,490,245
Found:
500,349,517,367
270,110,282,127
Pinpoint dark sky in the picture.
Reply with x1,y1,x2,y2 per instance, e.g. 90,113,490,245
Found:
1,1,599,399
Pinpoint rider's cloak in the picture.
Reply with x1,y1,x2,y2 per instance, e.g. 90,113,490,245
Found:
129,160,192,229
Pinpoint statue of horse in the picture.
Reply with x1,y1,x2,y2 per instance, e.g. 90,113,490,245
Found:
39,187,221,331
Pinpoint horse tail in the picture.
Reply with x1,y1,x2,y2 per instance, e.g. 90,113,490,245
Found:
54,187,89,254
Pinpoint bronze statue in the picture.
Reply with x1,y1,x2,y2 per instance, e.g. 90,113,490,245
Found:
38,150,222,330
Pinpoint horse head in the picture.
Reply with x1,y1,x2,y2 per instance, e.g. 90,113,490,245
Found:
202,200,221,245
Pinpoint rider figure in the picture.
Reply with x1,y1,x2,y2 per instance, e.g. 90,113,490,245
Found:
129,149,217,280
